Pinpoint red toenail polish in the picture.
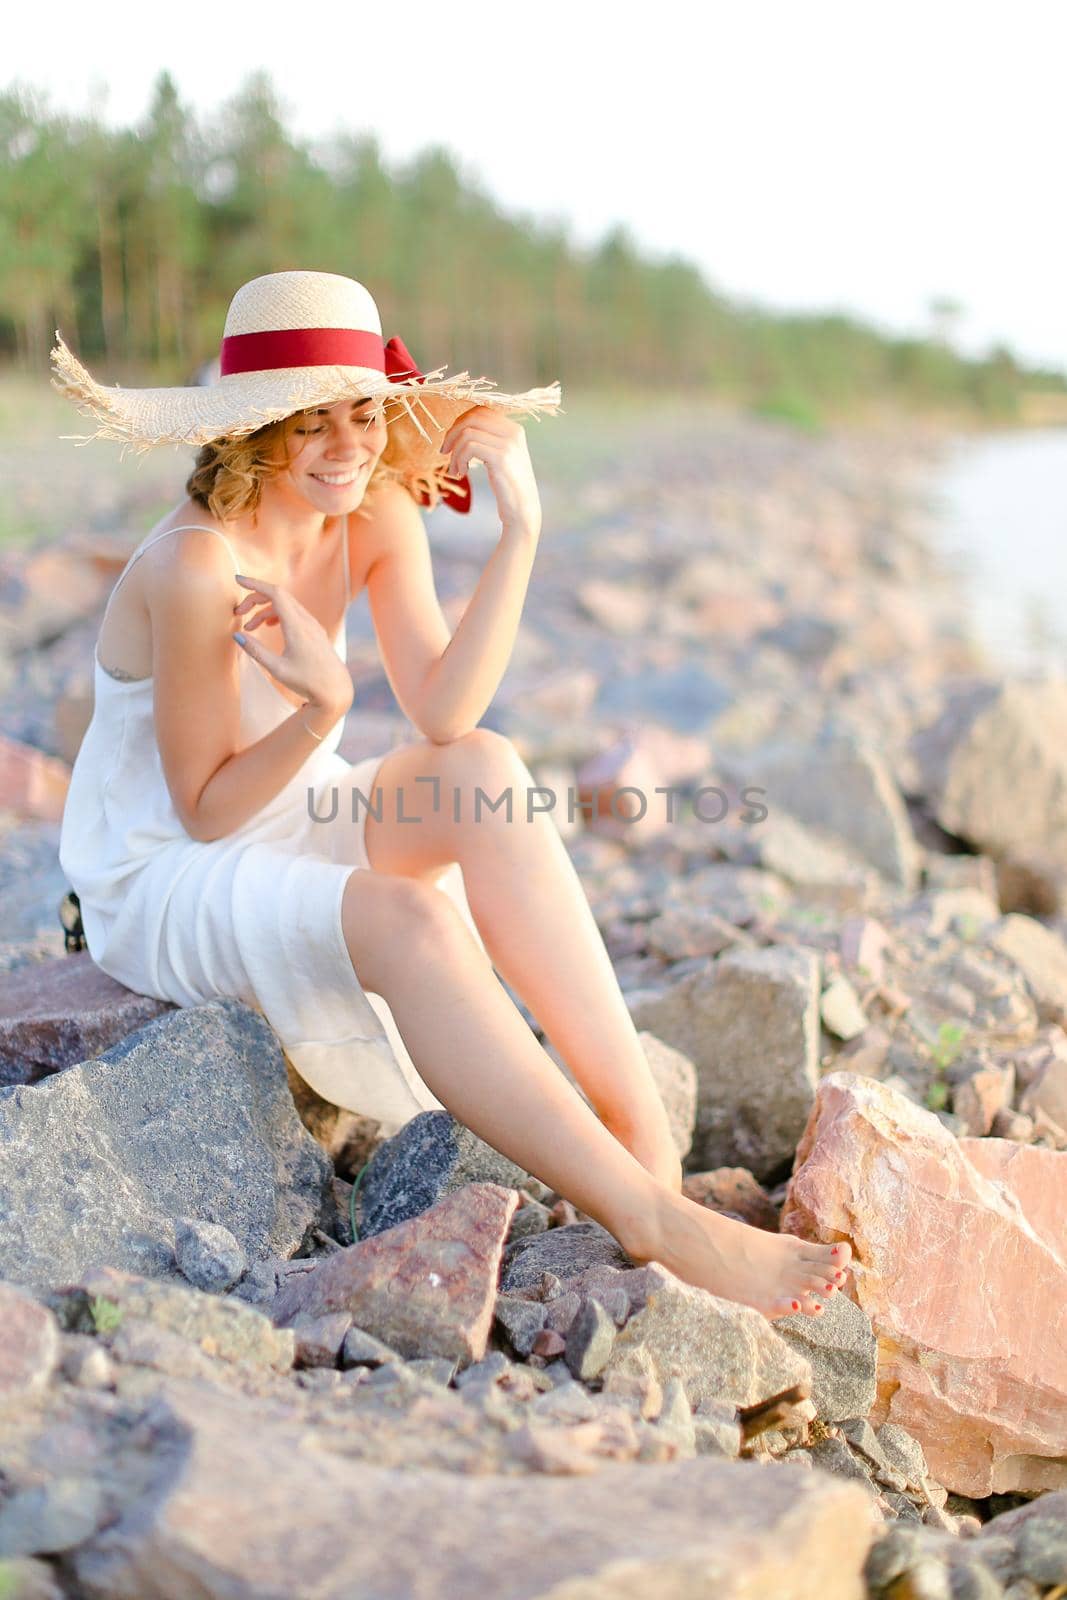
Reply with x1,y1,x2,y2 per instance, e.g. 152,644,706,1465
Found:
791,1301,800,1311
831,1247,840,1255
825,1283,833,1292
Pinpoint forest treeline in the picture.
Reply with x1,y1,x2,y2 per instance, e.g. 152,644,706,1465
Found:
2,70,1063,422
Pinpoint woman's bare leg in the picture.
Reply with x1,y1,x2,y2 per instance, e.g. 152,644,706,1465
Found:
341,867,850,1319
362,731,682,1188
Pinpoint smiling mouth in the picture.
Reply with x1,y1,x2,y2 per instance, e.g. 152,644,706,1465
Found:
310,467,367,488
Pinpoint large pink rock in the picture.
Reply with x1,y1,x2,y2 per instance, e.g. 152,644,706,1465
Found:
781,1070,1067,1496
270,1182,518,1367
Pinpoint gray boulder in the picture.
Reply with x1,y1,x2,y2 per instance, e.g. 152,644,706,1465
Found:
0,999,331,1292
358,1110,528,1239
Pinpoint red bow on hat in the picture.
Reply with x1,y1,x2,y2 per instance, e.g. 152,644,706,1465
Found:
384,335,472,514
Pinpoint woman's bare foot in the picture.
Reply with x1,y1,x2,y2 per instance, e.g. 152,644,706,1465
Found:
631,1186,852,1320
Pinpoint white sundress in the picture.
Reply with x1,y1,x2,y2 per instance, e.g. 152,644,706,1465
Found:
58,513,487,1133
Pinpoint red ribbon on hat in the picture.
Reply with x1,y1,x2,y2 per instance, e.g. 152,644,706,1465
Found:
384,335,471,514
218,326,471,513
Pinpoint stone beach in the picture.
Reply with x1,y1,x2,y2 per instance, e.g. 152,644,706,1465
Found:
1,404,1065,1598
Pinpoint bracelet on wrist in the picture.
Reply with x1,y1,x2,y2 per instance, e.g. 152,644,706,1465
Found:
299,702,332,742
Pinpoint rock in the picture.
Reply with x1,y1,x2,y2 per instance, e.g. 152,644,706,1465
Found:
630,945,820,1179
1017,1055,1067,1144
840,917,893,985
782,1072,1067,1495
531,1328,567,1361
271,1184,517,1368
358,1110,527,1240
911,678,1067,870
646,906,754,962
291,1311,351,1368
756,811,879,910
952,1067,1013,1137
0,731,70,824
0,1556,65,1598
561,1260,813,1414
990,914,1067,1026
774,1292,878,1422
174,1219,247,1295
0,950,170,1086
0,1476,108,1558
0,999,332,1292
543,1291,582,1334
0,1281,59,1409
876,1424,931,1491
500,1220,632,1292
808,1436,878,1495
564,1297,617,1381
637,1032,697,1159
821,975,869,1040
340,1327,403,1369
692,1399,743,1458
681,1167,780,1231
68,1382,877,1599
734,726,920,888
51,1265,295,1370
492,1294,547,1356
506,1196,552,1241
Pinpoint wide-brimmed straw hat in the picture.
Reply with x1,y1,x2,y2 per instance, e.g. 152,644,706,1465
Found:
50,269,563,512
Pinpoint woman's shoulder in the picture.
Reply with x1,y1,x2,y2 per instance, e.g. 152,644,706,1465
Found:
137,502,239,575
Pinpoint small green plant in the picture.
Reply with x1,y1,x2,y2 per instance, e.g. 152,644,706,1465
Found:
0,1560,19,1600
931,1021,966,1072
924,1078,950,1112
955,912,982,943
89,1295,124,1335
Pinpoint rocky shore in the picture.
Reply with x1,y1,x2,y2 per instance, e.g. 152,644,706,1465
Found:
1,408,1065,1598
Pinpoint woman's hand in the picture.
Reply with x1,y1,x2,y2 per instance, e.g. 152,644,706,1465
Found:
440,406,542,539
232,576,353,713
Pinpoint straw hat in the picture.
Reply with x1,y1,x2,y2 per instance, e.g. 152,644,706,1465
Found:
50,269,563,512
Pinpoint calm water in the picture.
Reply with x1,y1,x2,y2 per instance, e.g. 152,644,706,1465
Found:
931,427,1067,678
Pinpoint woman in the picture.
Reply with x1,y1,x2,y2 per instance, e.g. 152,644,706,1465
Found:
54,269,849,1319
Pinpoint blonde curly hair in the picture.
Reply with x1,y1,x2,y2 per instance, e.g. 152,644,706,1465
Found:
185,409,400,523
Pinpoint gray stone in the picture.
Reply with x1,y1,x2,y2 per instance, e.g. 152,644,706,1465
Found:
543,1291,581,1334
0,1281,59,1408
564,1297,616,1381
630,945,820,1178
692,1399,742,1458
406,1357,457,1386
340,1327,405,1369
1015,1518,1067,1586
492,1294,546,1356
839,1417,902,1485
0,1000,332,1292
808,1436,879,1496
358,1110,527,1239
67,1381,877,1599
565,1260,813,1413
500,1220,631,1293
876,1423,931,1489
656,1376,696,1454
0,1477,108,1558
506,1197,552,1240
48,1265,295,1370
174,1218,247,1294
774,1292,878,1421
736,726,920,888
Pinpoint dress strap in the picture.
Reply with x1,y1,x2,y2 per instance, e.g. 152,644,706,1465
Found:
99,523,240,628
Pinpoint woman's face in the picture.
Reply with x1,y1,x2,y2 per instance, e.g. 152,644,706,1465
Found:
284,395,388,511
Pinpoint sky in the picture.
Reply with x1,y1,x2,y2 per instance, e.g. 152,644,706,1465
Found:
6,0,1066,373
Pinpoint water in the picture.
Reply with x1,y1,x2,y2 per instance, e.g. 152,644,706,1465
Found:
931,427,1067,679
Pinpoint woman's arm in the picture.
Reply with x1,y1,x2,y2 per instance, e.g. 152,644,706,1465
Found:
365,413,541,744
147,533,351,843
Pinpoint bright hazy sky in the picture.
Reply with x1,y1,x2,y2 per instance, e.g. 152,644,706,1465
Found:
7,0,1066,372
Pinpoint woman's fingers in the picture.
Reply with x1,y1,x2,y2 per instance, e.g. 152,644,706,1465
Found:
446,426,508,476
